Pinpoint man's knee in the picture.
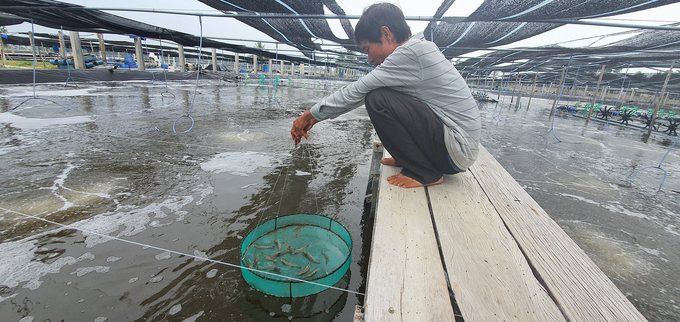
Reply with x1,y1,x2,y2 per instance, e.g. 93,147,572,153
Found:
365,88,394,113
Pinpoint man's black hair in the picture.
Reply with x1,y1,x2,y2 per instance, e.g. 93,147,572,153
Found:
354,3,412,45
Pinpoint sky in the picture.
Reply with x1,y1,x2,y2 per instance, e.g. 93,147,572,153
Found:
4,0,680,64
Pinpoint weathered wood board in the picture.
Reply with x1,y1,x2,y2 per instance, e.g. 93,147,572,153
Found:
470,146,647,322
363,152,455,321
362,146,647,322
428,171,566,321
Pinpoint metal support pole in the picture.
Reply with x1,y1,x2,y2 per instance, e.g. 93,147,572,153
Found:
647,61,676,137
586,65,606,125
234,52,239,73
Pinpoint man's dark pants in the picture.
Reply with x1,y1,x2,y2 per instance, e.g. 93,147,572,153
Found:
364,88,458,185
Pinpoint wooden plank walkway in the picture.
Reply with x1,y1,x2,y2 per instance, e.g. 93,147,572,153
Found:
360,145,647,322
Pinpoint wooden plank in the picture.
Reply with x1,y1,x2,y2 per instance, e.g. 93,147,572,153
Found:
471,146,647,321
364,152,455,321
428,172,566,322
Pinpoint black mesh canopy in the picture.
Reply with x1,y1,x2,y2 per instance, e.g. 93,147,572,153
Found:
430,0,680,59
0,0,313,63
197,0,357,57
1,0,679,75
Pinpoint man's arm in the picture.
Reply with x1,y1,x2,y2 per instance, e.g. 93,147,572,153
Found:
310,45,422,121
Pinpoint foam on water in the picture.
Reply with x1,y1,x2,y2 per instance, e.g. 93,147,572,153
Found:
169,304,182,315
206,269,218,278
0,112,94,130
3,86,113,97
193,250,208,261
0,239,95,291
200,151,277,176
150,275,164,283
70,195,194,248
182,310,204,322
155,252,172,260
560,193,601,205
218,130,267,143
576,227,656,278
604,202,654,220
70,266,110,277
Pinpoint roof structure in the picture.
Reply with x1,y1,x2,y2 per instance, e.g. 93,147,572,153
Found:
1,0,679,86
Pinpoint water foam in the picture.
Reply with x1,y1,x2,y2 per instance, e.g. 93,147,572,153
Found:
200,151,276,176
0,239,95,291
0,112,94,130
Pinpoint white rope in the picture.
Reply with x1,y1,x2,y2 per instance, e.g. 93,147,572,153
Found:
0,206,364,296
304,143,320,214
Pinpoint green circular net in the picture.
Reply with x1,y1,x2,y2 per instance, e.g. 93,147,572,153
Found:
240,214,352,297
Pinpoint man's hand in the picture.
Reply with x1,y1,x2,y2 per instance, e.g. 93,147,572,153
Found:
291,110,320,145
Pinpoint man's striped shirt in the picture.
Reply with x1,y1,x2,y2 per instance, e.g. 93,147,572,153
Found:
310,32,481,171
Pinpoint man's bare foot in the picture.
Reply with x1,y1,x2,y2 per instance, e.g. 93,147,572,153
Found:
380,158,401,167
387,174,443,188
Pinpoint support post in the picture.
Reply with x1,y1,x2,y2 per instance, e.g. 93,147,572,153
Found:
268,59,273,74
69,31,85,69
28,32,38,68
586,65,606,125
252,55,257,73
97,33,107,65
629,88,636,102
178,44,185,72
550,66,567,117
527,72,538,110
0,36,4,67
647,61,675,137
58,30,66,58
234,52,239,73
134,37,145,71
511,73,520,103
489,71,496,96
212,48,217,71
582,84,588,100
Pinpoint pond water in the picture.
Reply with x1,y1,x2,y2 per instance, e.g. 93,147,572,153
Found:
0,80,373,322
0,79,678,321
